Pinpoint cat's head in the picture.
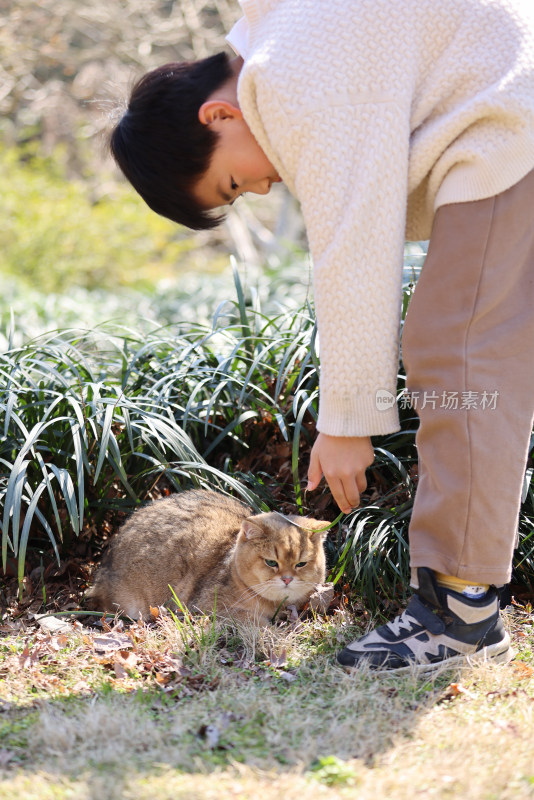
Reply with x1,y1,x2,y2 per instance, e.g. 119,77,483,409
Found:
234,512,328,605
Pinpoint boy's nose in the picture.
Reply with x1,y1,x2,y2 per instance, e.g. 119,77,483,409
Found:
249,178,272,195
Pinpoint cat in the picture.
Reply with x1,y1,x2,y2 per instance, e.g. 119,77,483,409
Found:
85,489,328,624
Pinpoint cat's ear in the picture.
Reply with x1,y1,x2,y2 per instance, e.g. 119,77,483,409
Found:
240,518,266,540
298,518,330,539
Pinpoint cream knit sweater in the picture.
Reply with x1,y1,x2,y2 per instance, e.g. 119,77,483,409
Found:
227,0,534,437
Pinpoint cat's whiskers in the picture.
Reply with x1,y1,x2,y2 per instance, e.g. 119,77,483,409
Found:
255,577,310,601
288,579,317,588
232,579,276,601
231,586,262,605
230,578,293,607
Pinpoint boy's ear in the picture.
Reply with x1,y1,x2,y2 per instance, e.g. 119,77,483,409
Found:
198,100,243,126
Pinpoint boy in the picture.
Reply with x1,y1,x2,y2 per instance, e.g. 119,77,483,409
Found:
110,0,534,671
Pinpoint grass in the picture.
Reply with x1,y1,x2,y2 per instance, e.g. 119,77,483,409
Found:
0,602,533,799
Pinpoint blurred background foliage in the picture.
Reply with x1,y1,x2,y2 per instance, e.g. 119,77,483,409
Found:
1,147,230,293
0,0,303,301
0,0,241,173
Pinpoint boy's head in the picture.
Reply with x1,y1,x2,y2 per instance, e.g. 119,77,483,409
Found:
110,52,280,230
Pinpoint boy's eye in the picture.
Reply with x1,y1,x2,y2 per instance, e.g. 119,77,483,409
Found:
295,561,307,568
265,559,278,568
231,178,238,191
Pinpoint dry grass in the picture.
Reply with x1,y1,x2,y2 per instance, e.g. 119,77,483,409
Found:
0,605,533,800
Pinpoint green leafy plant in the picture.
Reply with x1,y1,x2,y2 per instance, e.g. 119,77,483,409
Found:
1,267,533,606
0,269,319,591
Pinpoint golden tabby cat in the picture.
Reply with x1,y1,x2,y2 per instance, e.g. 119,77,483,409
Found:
85,489,327,623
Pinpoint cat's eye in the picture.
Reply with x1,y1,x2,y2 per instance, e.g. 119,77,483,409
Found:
265,559,278,568
295,561,307,568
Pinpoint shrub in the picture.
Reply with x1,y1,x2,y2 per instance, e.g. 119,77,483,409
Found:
0,147,225,293
0,270,319,588
1,269,532,605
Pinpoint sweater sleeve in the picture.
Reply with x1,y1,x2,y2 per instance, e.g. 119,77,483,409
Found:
289,102,410,437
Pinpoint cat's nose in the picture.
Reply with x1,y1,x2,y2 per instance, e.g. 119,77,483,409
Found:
281,576,294,585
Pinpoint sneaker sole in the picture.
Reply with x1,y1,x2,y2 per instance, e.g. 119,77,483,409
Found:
342,634,514,675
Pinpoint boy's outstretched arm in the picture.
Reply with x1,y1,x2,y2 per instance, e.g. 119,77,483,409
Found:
307,433,374,515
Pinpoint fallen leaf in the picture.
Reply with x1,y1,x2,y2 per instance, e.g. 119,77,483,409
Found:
0,622,22,633
113,659,128,679
510,662,534,679
159,654,184,673
278,670,297,683
117,650,138,669
93,654,114,666
440,682,474,701
308,583,335,614
18,645,39,670
93,632,133,653
35,615,74,636
268,648,287,668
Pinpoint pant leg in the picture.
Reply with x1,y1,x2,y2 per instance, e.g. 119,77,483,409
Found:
402,169,534,586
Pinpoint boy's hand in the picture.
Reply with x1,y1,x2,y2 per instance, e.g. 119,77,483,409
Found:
307,433,374,514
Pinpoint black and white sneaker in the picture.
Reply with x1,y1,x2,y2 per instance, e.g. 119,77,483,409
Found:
337,567,513,672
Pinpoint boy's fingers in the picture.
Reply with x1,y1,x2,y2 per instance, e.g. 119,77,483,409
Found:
345,478,362,509
356,473,367,495
328,477,359,515
307,445,325,492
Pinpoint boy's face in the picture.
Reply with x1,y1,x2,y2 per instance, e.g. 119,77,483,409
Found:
192,100,281,209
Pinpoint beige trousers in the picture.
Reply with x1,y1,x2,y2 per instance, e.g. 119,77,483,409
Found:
402,169,534,586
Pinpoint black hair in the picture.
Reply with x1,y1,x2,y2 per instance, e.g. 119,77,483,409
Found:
110,52,232,230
